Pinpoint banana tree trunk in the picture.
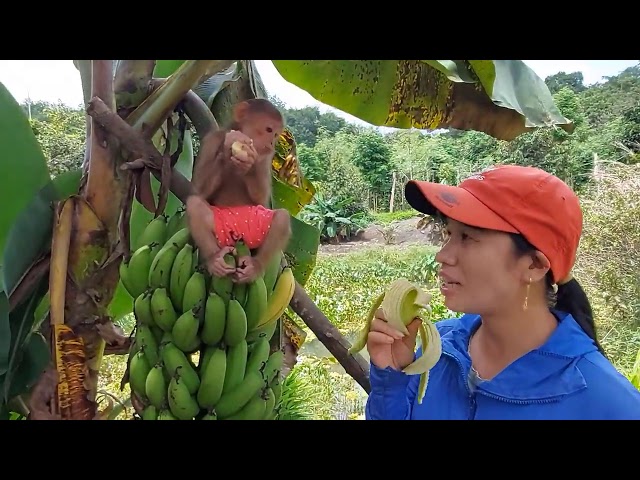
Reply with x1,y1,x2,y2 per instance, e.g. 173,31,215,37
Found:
32,60,227,420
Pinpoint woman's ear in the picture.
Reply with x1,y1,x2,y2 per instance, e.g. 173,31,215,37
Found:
525,250,551,283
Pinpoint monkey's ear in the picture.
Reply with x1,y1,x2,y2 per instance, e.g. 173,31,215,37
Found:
233,101,250,123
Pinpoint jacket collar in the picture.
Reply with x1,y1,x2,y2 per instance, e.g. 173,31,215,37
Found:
440,310,599,403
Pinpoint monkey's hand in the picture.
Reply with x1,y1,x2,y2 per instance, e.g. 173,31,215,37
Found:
206,245,237,278
223,130,253,151
233,256,264,284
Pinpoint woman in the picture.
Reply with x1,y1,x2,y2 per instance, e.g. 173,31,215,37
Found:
365,165,640,420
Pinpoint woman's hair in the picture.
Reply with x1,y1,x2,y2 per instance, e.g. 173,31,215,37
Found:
510,233,606,356
432,212,605,356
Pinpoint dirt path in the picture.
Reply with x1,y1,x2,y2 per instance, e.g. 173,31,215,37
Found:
318,216,442,255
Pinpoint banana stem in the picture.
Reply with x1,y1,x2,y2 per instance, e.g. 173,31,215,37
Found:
148,79,219,137
49,198,75,326
127,60,233,137
114,60,156,115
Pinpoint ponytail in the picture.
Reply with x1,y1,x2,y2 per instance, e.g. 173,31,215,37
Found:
550,275,606,356
510,233,606,356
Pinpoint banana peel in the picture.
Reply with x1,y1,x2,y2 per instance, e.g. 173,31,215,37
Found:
349,278,442,404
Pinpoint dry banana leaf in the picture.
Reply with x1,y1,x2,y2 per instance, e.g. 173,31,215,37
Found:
272,60,574,141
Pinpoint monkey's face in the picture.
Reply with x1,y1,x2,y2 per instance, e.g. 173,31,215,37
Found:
243,113,284,157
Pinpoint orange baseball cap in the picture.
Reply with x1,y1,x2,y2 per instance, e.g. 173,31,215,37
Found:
404,165,583,284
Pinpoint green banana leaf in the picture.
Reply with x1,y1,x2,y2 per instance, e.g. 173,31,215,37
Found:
192,63,241,109
107,124,194,321
0,82,51,287
285,216,320,287
0,294,9,376
271,60,574,141
2,169,81,300
0,274,48,403
153,61,185,78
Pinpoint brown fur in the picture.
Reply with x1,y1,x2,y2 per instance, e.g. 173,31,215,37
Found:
186,99,292,283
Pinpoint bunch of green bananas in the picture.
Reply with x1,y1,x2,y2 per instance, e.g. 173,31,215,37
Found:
121,209,297,420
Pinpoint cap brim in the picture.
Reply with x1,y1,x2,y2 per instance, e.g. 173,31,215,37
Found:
404,180,519,233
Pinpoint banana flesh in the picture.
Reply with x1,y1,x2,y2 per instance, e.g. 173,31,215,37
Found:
122,210,296,420
349,278,442,404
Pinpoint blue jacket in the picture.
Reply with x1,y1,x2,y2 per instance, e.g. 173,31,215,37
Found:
365,310,640,420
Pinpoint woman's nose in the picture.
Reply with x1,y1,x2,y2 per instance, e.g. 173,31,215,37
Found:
435,238,456,266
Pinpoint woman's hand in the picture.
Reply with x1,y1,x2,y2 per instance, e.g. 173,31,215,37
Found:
367,309,421,371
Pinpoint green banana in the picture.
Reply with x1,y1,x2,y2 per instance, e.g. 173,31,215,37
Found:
182,267,207,313
245,338,270,376
232,282,247,307
172,306,201,353
244,276,268,331
126,243,156,298
263,251,283,299
225,392,267,420
209,254,235,303
134,291,154,327
215,370,264,419
202,412,217,420
135,324,159,366
129,349,151,399
262,387,276,419
168,375,200,420
270,376,282,407
161,342,201,394
199,345,216,373
119,259,136,299
150,288,178,332
164,227,191,252
157,409,178,420
169,243,194,310
148,241,180,290
235,239,251,259
262,349,285,384
165,207,185,239
223,339,247,394
196,346,226,410
151,325,164,343
135,214,167,251
224,298,248,347
201,292,226,346
145,363,167,409
142,405,158,420
246,319,278,344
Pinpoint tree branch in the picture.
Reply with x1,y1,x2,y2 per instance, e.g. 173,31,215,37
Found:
289,282,371,393
86,96,195,203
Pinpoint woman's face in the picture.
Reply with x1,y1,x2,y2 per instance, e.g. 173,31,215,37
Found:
435,219,532,316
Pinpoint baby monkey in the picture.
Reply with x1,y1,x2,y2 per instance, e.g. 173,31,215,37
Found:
186,99,291,284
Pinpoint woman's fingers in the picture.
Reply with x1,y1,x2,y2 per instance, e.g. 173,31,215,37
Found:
371,317,405,340
367,331,395,345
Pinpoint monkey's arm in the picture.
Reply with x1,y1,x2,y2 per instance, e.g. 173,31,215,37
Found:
192,130,227,201
244,154,273,207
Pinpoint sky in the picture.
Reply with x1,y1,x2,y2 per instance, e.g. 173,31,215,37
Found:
0,59,637,128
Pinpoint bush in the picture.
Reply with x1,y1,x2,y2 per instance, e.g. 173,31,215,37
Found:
574,161,640,374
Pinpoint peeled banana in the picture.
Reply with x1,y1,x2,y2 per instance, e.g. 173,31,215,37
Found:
349,278,442,404
125,211,295,420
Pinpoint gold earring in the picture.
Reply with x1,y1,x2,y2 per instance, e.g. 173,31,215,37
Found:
523,277,531,311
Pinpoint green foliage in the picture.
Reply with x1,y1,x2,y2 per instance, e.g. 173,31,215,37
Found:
573,161,640,374
28,102,85,176
352,131,393,206
298,192,368,243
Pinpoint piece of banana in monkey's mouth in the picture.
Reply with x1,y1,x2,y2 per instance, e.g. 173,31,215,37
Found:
231,141,252,162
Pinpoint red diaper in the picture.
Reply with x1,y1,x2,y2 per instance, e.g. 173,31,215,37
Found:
211,205,275,250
